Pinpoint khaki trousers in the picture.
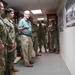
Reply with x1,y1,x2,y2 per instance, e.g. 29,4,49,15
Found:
19,35,33,66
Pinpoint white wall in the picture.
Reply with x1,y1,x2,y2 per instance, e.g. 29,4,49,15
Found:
57,0,75,75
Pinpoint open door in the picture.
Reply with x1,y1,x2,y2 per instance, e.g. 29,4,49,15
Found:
47,14,58,52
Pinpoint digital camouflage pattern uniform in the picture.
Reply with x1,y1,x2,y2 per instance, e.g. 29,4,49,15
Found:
38,23,47,52
14,23,21,56
31,22,38,54
4,18,16,73
0,16,7,75
49,24,59,53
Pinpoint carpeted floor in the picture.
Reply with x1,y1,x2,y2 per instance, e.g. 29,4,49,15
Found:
15,53,71,75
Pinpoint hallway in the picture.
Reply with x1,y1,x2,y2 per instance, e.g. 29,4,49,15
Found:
15,53,71,75
1,0,75,75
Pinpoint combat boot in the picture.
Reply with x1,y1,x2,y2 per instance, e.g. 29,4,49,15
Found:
45,49,47,53
36,52,42,56
9,70,16,75
50,49,54,53
55,50,59,54
39,49,42,53
12,68,20,72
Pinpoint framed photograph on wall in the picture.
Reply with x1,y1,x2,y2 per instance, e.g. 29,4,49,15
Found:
66,6,73,23
72,3,75,19
65,0,75,28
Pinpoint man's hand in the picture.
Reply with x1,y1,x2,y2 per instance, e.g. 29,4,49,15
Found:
23,26,29,29
7,43,15,48
6,43,15,52
0,44,4,50
18,26,29,32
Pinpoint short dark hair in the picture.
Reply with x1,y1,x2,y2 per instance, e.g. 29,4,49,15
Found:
5,8,14,15
18,13,24,18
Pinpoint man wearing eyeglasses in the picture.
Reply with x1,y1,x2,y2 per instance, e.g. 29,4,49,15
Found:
18,10,34,67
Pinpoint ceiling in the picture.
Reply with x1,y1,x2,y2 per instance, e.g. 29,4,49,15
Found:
3,0,61,22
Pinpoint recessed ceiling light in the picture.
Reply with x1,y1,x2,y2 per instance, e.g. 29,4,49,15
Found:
31,9,42,14
37,18,44,20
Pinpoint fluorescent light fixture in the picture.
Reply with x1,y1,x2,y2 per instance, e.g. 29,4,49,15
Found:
37,18,44,20
31,9,42,14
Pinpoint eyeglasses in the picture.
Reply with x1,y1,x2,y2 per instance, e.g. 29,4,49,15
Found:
0,5,4,8
11,12,14,14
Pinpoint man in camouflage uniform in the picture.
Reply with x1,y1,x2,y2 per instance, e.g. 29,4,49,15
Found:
49,20,59,53
30,17,41,56
37,20,47,53
4,8,20,75
0,2,7,75
15,14,24,56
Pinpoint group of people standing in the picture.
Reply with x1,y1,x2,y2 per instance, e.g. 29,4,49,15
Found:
35,19,59,54
0,1,20,75
0,1,59,75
